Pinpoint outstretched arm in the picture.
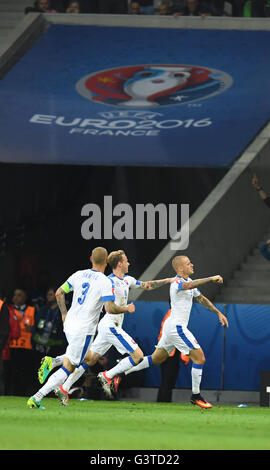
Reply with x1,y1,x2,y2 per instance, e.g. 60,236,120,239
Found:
139,278,176,290
194,294,229,327
181,275,223,290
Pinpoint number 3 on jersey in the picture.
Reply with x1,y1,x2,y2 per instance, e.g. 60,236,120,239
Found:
78,282,90,305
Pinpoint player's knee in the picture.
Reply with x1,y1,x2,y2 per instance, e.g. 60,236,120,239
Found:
190,348,205,365
63,358,75,373
197,353,206,365
85,352,99,367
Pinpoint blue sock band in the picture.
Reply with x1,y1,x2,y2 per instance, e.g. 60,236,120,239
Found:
61,366,71,376
81,363,89,371
128,356,136,366
147,355,153,367
192,363,203,370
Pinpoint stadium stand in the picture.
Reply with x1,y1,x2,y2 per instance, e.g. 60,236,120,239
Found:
215,225,270,304
0,0,30,44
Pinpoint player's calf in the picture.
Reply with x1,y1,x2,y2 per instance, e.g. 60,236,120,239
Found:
130,346,144,365
151,347,169,366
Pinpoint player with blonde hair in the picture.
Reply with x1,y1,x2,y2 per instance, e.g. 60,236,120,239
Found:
51,249,175,403
27,247,135,409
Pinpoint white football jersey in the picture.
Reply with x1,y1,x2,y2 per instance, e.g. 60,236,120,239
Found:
170,275,201,326
101,273,141,328
61,268,115,335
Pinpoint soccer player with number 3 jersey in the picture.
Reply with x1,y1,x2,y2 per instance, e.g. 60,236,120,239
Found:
39,250,175,404
27,247,135,409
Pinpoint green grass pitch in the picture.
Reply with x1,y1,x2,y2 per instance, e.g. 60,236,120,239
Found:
0,396,270,450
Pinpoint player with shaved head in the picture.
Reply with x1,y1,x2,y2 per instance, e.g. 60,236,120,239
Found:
120,255,228,408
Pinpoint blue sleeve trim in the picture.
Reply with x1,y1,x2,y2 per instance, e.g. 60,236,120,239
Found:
102,295,115,302
108,276,115,288
177,281,185,290
136,280,141,286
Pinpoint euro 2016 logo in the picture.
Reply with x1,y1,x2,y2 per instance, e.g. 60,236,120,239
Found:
76,64,232,108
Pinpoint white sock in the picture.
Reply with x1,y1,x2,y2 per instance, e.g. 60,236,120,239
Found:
34,366,70,401
191,364,203,394
62,364,88,392
125,355,152,376
106,356,138,379
52,354,65,369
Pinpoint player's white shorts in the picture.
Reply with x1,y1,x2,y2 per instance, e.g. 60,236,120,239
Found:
65,331,94,366
157,317,200,356
91,324,138,357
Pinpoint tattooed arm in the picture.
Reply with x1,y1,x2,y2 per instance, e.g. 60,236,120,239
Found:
55,287,68,324
139,278,176,290
194,294,229,327
181,275,223,290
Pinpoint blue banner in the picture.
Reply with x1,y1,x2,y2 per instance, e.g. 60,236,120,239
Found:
124,301,270,391
0,25,270,167
224,304,270,391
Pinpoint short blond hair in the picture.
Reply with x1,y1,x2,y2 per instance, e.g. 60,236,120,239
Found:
91,247,108,266
108,250,125,270
172,255,188,273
